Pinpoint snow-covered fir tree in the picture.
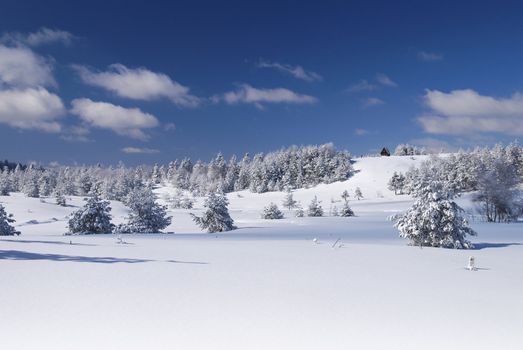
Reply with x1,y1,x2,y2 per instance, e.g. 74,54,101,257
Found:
117,187,172,233
191,192,236,232
0,168,11,195
0,204,20,235
393,180,476,249
388,172,406,195
341,190,350,202
282,190,298,210
354,187,363,200
295,203,304,217
331,205,339,216
68,195,114,234
262,202,284,219
55,192,67,206
307,196,324,217
339,201,355,217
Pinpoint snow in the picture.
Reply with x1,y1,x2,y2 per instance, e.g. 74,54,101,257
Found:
1,155,522,349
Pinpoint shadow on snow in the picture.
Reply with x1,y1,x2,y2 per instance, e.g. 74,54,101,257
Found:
472,242,522,250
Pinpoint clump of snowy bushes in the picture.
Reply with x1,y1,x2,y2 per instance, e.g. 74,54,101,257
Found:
394,144,427,156
0,204,20,235
166,190,194,209
262,203,284,219
191,192,236,232
68,195,114,234
390,143,523,223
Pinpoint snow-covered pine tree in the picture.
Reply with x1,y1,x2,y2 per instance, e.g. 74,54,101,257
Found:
117,187,172,233
331,205,339,216
282,190,298,210
0,168,11,195
341,190,350,202
55,192,67,206
307,196,324,217
262,202,284,219
354,187,363,200
339,201,355,217
0,204,20,235
68,195,114,234
393,180,476,249
191,192,236,232
295,203,304,217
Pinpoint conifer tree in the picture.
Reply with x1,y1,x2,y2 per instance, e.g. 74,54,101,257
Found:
68,195,114,234
0,204,20,235
191,192,236,232
307,196,324,217
262,202,284,219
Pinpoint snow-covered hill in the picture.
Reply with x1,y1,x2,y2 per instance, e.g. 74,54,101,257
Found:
1,155,522,350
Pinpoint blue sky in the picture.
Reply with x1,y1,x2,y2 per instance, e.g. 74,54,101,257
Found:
1,0,523,165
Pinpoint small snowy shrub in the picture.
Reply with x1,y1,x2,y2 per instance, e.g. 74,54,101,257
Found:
191,192,236,233
55,192,67,206
0,204,20,235
68,195,114,234
354,187,363,200
307,196,324,217
117,187,172,233
262,203,284,219
282,191,298,210
339,201,354,217
295,204,304,217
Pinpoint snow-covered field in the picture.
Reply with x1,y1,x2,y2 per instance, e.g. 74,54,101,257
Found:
1,156,522,350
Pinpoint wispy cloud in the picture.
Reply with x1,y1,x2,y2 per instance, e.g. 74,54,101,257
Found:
257,60,323,82
0,87,65,132
354,128,369,136
376,73,397,87
122,147,160,154
0,44,55,88
73,64,200,107
347,80,377,93
213,84,318,108
347,74,397,93
418,51,443,62
1,27,75,47
70,98,159,140
363,97,384,108
409,137,455,153
418,89,523,135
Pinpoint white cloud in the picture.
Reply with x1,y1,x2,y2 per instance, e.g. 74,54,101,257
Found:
164,123,176,131
0,87,65,132
0,45,55,87
354,128,369,136
70,98,159,140
418,51,443,62
257,60,323,82
409,137,455,153
347,80,377,93
122,147,160,154
418,89,523,135
363,97,384,107
214,84,318,107
73,64,200,107
376,73,397,87
1,27,74,47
